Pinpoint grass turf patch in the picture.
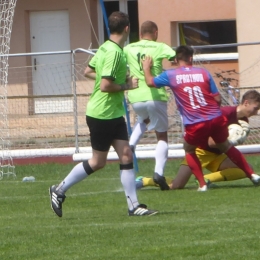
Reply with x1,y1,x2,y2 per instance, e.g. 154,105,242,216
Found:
0,156,260,259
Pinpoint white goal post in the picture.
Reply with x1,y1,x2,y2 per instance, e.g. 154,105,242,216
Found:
0,0,17,179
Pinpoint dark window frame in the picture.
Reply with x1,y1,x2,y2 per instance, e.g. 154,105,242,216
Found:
179,20,237,54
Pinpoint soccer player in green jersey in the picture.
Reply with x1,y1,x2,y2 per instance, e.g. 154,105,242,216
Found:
124,21,176,190
49,12,158,217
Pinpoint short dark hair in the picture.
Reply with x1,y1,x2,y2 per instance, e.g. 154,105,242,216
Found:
141,21,158,35
175,45,194,62
108,11,129,34
241,90,260,103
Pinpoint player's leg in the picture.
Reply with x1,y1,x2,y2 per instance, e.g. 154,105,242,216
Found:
60,116,111,185
147,101,169,190
172,148,217,190
135,165,192,190
169,165,192,189
205,155,254,182
129,102,149,151
136,148,218,190
205,168,246,182
57,150,107,193
135,176,172,189
49,116,111,217
224,145,259,184
153,130,169,190
211,116,260,184
112,117,158,216
184,143,207,190
135,176,158,189
183,122,212,191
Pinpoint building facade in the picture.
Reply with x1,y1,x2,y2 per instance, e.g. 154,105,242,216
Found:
4,0,260,151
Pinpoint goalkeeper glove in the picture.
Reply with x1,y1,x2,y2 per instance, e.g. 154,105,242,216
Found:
238,120,250,136
229,120,250,146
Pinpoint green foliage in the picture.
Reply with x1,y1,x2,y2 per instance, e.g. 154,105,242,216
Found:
0,156,260,259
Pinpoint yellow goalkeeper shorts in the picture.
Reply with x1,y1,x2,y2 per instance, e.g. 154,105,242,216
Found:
181,148,227,172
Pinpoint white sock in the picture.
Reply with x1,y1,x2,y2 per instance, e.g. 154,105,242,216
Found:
129,122,147,147
120,169,139,210
154,140,168,176
57,162,88,193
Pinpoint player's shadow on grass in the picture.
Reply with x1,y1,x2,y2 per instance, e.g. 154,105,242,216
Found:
137,184,257,191
157,209,200,215
209,183,258,189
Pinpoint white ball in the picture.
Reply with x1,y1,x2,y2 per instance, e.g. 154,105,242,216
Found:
228,124,245,145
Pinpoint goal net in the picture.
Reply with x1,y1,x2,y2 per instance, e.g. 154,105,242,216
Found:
0,0,17,179
193,47,260,152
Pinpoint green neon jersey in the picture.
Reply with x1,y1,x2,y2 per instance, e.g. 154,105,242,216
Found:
86,40,127,119
124,39,175,103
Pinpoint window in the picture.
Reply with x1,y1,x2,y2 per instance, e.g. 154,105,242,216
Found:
102,1,119,41
179,21,237,54
98,0,139,44
127,0,139,43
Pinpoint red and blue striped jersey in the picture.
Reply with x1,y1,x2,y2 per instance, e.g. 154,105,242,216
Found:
153,66,222,125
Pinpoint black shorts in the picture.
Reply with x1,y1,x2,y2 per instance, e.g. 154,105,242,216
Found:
86,116,129,151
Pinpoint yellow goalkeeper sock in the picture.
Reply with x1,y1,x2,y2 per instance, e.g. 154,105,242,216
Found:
142,177,157,187
142,176,172,187
204,168,246,182
165,177,172,185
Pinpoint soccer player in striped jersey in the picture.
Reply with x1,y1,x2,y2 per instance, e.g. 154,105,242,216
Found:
142,45,260,191
136,90,260,190
124,21,176,190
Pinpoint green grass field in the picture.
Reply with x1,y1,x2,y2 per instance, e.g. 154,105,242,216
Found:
1,156,260,260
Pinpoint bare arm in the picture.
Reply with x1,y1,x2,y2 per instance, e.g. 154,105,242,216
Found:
84,65,138,93
84,66,96,80
100,76,139,93
141,56,156,88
